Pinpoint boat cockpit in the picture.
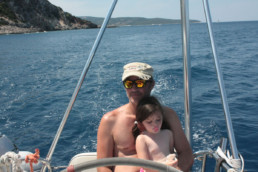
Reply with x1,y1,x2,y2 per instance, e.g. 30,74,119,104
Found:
0,0,244,171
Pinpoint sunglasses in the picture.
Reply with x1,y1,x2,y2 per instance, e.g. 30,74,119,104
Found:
123,79,149,89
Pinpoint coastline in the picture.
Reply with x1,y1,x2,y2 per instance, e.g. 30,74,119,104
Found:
0,25,42,35
0,25,98,35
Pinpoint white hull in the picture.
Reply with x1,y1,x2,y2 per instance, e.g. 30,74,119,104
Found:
69,152,97,172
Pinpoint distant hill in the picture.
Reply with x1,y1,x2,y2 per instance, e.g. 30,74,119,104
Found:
80,16,200,27
0,0,97,34
0,0,201,35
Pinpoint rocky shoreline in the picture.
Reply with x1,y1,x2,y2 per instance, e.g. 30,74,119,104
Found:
0,0,97,35
0,25,41,34
0,25,98,35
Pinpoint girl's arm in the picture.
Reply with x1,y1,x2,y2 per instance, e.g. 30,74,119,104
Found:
135,135,150,160
168,129,175,153
163,107,194,171
166,130,179,169
136,135,159,172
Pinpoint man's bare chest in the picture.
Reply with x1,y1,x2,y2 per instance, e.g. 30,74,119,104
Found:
113,121,136,156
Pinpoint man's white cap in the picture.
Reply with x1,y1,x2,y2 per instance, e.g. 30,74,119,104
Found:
122,62,153,81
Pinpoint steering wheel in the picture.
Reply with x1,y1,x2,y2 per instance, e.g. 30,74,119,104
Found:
61,157,181,172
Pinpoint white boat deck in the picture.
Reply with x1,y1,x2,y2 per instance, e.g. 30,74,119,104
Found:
69,152,97,172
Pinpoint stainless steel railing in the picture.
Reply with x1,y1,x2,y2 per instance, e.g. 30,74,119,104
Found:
180,0,240,163
180,0,192,147
40,0,118,171
202,0,239,160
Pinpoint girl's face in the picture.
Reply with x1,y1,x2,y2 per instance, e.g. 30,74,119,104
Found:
142,111,163,134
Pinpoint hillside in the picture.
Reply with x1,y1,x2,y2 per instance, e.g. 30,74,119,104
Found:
81,16,200,27
0,0,97,34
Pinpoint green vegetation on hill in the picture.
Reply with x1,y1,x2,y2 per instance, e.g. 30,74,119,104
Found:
80,16,200,26
0,0,200,34
0,1,17,25
0,0,97,34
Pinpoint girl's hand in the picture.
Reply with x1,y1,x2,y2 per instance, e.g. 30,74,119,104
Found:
166,154,178,168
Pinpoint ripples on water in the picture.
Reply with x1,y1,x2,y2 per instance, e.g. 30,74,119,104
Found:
0,21,258,171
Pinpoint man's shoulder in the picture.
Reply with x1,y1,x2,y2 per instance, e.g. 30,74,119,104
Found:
162,106,177,114
162,106,181,129
162,106,179,118
101,104,128,120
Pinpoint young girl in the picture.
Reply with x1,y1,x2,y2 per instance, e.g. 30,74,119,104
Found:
132,96,178,171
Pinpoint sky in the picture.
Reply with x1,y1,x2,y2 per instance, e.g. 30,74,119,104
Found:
48,0,258,22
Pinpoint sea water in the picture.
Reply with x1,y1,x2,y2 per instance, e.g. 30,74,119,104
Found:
0,21,258,171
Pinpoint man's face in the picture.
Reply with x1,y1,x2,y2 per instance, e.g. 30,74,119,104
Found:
124,76,154,106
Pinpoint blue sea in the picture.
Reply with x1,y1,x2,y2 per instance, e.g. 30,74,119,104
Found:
0,21,258,171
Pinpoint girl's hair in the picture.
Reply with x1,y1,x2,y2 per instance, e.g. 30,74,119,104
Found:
132,96,170,141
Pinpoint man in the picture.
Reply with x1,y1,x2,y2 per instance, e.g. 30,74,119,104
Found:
97,62,194,172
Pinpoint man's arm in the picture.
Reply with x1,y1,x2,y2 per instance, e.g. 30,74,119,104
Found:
163,107,194,172
97,112,115,172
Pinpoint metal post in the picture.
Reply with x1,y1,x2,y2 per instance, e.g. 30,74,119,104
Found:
219,138,228,172
202,0,239,159
180,0,192,146
40,0,118,171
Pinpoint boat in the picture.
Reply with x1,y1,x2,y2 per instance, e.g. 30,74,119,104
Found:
0,0,245,171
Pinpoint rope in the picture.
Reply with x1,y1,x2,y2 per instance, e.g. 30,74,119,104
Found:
0,151,23,172
216,147,244,172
